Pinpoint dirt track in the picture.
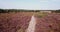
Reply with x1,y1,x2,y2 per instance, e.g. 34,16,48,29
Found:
0,12,60,32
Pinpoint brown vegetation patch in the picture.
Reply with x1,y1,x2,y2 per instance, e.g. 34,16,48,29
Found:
35,13,60,32
0,12,33,32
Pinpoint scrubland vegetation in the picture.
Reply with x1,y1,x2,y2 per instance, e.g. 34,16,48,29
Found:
0,9,60,32
0,9,60,13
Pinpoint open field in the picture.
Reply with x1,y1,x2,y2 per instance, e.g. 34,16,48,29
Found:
0,12,60,32
0,12,33,32
35,13,60,32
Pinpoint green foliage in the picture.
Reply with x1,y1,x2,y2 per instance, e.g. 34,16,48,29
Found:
52,10,60,13
35,12,48,18
0,9,8,13
0,9,60,13
0,9,40,13
55,10,60,13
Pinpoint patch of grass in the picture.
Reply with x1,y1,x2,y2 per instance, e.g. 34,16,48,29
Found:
17,28,25,32
35,12,48,18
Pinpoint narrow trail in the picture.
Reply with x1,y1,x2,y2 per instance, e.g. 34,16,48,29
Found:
26,15,36,32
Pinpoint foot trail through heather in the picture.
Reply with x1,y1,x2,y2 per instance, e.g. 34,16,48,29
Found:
26,15,36,32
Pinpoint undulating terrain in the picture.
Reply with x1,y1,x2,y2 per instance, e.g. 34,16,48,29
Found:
35,13,60,32
0,12,33,32
0,12,60,32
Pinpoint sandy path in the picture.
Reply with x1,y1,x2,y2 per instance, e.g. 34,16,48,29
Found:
26,15,36,32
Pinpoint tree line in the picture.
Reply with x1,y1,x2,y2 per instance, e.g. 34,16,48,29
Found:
0,9,60,13
0,9,40,13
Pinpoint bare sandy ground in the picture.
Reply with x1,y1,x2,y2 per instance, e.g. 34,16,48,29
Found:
26,15,36,32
